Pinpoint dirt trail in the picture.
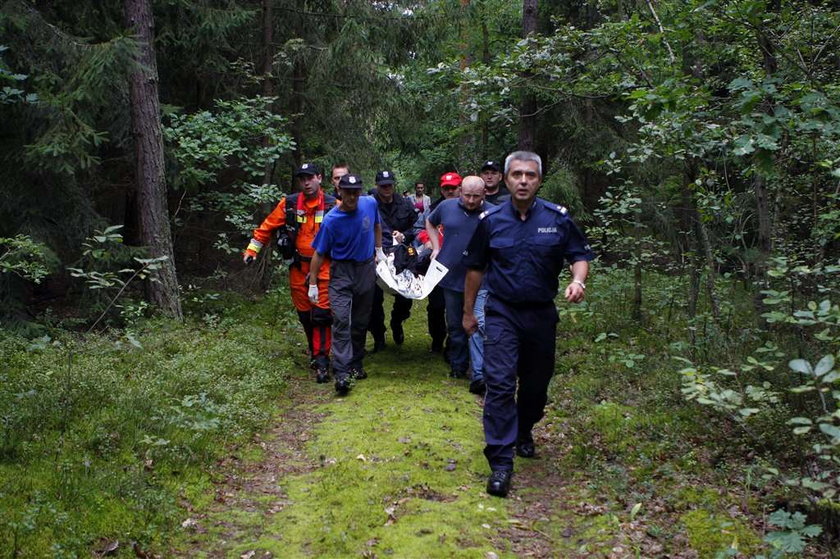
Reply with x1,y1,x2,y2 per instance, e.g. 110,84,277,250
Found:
176,327,673,558
177,372,328,556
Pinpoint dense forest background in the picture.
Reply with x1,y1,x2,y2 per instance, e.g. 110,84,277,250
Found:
1,0,839,556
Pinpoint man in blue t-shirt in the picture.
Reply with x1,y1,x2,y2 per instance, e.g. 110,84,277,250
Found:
309,174,384,395
426,175,494,392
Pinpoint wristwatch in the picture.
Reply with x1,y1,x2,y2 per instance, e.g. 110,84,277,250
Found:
572,279,586,290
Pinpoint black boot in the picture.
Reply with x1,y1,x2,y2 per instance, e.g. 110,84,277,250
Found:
486,470,513,497
390,320,404,345
334,374,351,395
515,432,536,458
315,367,330,384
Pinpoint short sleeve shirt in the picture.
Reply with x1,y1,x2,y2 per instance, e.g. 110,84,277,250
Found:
463,197,594,304
311,196,380,261
427,198,495,292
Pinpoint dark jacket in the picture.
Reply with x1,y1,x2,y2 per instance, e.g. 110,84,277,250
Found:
374,191,418,246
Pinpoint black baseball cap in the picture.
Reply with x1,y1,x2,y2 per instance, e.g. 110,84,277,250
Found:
481,160,501,172
294,162,322,177
375,170,396,185
338,174,364,189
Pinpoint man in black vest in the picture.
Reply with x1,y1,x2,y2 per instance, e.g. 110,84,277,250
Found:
368,170,418,351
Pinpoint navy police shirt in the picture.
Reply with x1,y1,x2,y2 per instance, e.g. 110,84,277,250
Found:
463,198,594,304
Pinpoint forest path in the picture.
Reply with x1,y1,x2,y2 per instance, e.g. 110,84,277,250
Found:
174,300,667,558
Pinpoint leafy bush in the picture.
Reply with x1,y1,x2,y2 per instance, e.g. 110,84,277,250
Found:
0,293,298,556
164,96,295,255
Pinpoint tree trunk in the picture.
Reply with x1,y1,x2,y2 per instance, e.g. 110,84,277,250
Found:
696,212,721,322
679,179,699,349
517,0,537,151
480,15,490,157
290,59,306,169
685,160,721,323
260,0,275,186
458,0,473,167
752,173,773,304
632,257,642,322
752,1,779,319
124,0,182,319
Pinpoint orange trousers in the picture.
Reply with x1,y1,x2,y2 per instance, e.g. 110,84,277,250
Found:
289,261,331,369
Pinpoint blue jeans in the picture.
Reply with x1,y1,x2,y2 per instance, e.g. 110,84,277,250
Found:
442,288,469,373
468,289,488,382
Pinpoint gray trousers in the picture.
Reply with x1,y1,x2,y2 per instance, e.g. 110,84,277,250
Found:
329,258,376,376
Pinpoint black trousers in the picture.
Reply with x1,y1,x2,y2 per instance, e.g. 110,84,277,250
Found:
482,296,558,470
427,285,447,350
368,284,413,342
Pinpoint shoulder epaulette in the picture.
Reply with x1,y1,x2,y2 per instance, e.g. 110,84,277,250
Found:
545,202,569,216
479,204,503,220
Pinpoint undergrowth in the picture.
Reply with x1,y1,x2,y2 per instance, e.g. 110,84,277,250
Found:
0,289,298,556
1,264,836,557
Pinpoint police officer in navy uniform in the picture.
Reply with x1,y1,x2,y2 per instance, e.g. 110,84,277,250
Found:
462,151,594,497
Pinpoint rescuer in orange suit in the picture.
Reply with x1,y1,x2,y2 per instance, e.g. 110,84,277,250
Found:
243,163,338,383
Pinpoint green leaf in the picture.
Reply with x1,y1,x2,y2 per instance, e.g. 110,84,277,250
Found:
823,371,840,383
728,77,754,91
814,355,835,377
789,359,813,375
818,423,840,440
764,531,805,553
801,525,823,537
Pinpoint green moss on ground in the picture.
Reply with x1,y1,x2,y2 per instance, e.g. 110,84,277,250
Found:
681,508,761,558
235,301,512,557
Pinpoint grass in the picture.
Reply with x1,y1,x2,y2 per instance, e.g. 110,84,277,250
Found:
177,298,517,558
0,290,298,556
2,265,836,556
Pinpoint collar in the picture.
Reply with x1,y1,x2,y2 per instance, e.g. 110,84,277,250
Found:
299,190,325,211
509,198,538,220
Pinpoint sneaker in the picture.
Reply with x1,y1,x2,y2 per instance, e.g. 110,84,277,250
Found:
350,367,367,380
391,321,405,345
334,375,351,395
315,368,330,383
469,379,486,395
486,470,513,497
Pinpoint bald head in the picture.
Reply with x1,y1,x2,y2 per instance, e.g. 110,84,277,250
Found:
460,175,486,211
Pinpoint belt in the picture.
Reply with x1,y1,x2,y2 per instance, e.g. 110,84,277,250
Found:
490,294,554,309
333,256,374,264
